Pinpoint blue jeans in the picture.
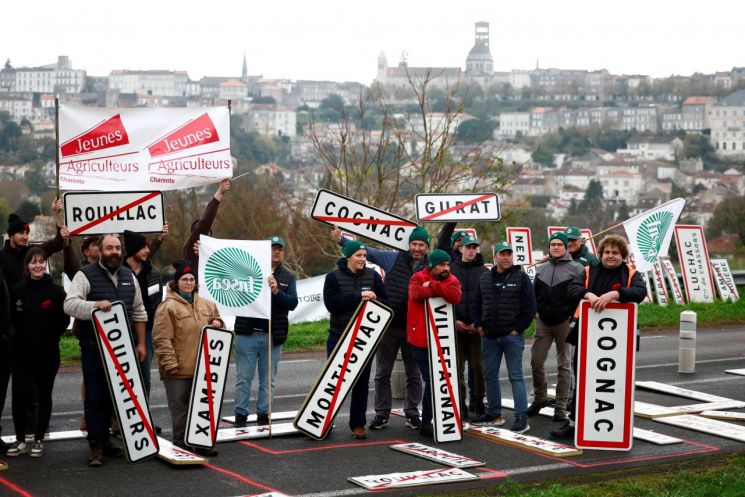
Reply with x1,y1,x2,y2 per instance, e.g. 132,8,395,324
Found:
482,333,528,418
411,346,432,425
234,333,281,416
326,331,371,430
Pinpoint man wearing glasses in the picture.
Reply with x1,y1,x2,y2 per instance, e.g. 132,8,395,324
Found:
233,236,298,427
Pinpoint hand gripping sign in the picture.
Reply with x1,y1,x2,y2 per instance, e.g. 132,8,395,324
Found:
185,326,234,449
63,191,164,236
425,297,462,443
294,299,393,439
415,193,500,222
91,302,159,462
575,301,637,451
311,189,417,251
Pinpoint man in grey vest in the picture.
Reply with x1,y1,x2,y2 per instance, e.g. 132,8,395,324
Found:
64,234,148,467
332,226,424,432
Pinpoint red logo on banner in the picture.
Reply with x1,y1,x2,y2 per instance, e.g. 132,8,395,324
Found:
147,113,219,158
60,114,130,157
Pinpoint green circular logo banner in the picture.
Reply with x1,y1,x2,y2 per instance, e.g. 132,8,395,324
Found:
204,247,264,307
637,211,674,264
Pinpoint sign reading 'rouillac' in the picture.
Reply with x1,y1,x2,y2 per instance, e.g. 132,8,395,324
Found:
63,191,164,236
58,106,232,192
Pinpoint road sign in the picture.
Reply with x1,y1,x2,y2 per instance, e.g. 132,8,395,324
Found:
348,468,478,490
92,302,159,462
575,301,637,451
710,259,739,302
294,299,393,439
63,191,164,236
390,443,484,468
425,298,462,443
186,326,234,449
415,193,500,222
506,227,534,266
674,225,715,303
311,189,417,251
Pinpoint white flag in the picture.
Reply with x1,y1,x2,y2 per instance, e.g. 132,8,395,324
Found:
198,236,271,319
622,198,685,272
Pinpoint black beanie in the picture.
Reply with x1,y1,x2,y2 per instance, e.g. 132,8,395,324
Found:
172,259,196,284
7,213,29,236
123,230,148,256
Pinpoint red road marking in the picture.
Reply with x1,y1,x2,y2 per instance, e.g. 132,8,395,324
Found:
420,193,494,221
207,464,281,493
69,191,160,235
0,477,34,497
202,331,217,443
93,314,157,448
321,304,367,435
426,303,462,433
314,216,414,226
240,439,407,455
473,467,510,479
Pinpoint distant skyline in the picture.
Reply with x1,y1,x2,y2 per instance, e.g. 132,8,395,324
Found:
2,0,744,84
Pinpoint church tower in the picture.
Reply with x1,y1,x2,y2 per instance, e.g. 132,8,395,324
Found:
376,51,388,83
241,54,248,80
465,22,493,75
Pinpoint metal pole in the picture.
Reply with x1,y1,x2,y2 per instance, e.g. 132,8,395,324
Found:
678,310,696,373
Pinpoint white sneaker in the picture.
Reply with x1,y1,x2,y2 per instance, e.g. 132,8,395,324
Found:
30,440,43,458
7,441,29,457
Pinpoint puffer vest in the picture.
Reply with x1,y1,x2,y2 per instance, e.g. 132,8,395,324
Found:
478,266,524,338
329,267,376,334
77,263,137,341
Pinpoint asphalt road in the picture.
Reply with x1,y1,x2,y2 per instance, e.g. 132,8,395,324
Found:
1,325,744,497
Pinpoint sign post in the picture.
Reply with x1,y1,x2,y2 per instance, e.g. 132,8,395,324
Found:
92,302,159,462
575,301,637,451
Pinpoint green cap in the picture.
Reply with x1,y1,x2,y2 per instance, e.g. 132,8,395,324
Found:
461,235,479,247
428,249,451,269
267,235,285,247
409,226,431,245
450,230,469,245
494,241,512,253
564,227,582,240
342,240,367,258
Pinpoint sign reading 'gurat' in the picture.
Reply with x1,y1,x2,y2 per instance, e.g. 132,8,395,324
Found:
63,191,164,236
415,193,500,222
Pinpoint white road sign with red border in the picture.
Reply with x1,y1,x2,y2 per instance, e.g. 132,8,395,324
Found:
63,191,164,236
415,193,500,222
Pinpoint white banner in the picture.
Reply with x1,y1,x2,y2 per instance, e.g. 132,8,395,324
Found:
659,257,685,305
506,227,534,266
576,301,637,451
425,298,462,443
63,191,164,236
623,198,685,272
311,189,417,251
198,236,271,319
186,327,234,449
674,225,715,303
710,259,740,302
92,302,159,462
58,105,231,191
415,193,500,222
294,300,392,439
290,275,329,324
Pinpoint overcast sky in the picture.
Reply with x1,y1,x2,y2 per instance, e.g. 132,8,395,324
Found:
2,0,743,84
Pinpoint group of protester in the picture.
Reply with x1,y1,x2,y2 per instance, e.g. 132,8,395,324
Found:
0,178,646,469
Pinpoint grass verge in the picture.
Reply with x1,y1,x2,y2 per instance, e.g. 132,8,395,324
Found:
426,454,745,497
57,297,745,364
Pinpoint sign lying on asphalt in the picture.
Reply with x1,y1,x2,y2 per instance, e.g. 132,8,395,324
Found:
415,193,500,222
655,414,745,443
466,426,582,457
348,468,478,490
156,437,207,465
64,191,164,236
294,299,393,439
390,443,484,468
311,189,417,251
92,302,159,463
186,326,233,449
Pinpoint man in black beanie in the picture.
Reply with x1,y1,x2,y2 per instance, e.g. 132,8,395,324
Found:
0,201,65,450
122,230,162,400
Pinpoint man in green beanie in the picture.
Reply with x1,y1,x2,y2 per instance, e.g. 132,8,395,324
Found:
528,231,583,422
331,225,427,432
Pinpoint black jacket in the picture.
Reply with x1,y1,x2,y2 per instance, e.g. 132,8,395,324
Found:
10,274,68,357
323,258,387,335
533,252,584,326
450,254,488,325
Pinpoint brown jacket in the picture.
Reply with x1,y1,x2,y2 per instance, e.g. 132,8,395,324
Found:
153,288,221,379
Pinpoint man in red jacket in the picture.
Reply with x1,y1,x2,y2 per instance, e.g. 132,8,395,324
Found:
407,249,462,437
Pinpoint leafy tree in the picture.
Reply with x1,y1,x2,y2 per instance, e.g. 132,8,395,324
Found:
251,96,276,104
456,118,495,143
15,199,40,222
707,196,745,245
531,145,555,167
